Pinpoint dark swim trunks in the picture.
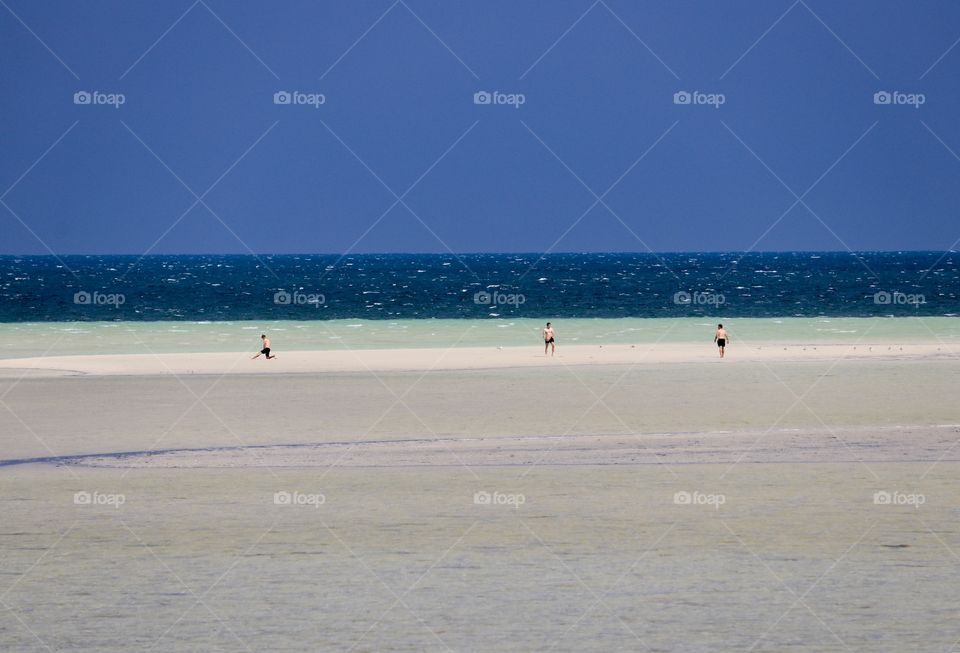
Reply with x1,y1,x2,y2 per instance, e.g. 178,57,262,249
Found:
716,339,726,347
545,338,555,344
261,347,271,355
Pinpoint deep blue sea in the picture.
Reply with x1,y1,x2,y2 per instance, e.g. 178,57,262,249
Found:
0,252,956,322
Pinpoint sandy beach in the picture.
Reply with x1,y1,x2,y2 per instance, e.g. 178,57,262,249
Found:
2,331,959,651
0,340,954,377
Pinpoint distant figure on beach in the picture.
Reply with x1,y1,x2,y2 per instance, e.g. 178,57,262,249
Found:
543,322,556,357
714,324,728,358
252,334,276,360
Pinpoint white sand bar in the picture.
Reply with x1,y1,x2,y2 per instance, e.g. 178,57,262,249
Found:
3,336,960,651
0,341,954,377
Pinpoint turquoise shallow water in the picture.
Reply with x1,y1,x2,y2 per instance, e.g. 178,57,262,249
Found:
1,317,957,359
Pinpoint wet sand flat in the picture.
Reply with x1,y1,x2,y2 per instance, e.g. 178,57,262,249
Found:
1,463,957,652
1,350,959,651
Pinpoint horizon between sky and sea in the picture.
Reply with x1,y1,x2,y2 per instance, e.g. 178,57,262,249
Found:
2,250,956,358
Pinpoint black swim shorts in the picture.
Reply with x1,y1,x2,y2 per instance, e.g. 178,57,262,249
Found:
716,339,725,347
261,347,271,355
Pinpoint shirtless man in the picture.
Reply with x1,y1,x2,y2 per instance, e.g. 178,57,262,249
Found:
714,324,728,358
543,322,556,357
252,334,276,360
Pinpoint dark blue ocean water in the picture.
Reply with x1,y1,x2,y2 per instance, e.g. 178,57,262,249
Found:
0,252,956,322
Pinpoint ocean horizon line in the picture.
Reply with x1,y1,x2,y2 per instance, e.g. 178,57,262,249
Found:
0,250,955,258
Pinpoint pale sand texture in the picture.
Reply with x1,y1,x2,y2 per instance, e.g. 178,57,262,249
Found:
0,342,954,377
51,424,960,469
2,344,959,651
2,464,958,652
1,357,958,462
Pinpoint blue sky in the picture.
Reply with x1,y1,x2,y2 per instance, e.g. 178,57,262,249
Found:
1,0,959,254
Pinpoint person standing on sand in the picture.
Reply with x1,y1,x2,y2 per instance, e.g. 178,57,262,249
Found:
252,334,276,360
543,322,556,357
714,324,728,358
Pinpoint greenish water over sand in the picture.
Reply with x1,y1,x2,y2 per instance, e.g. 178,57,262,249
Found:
1,317,957,359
